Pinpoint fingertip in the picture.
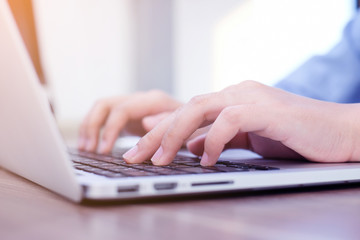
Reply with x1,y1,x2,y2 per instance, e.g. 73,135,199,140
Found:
123,145,138,162
150,146,177,166
150,146,163,165
77,137,86,150
85,138,96,152
200,152,218,166
98,140,110,154
200,152,211,166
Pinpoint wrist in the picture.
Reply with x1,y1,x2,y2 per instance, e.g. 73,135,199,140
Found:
345,103,360,162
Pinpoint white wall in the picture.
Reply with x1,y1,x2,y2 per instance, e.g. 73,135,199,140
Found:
174,0,354,101
173,0,243,101
33,0,136,131
32,0,354,136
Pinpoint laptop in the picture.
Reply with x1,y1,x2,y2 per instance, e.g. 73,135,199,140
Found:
0,0,359,202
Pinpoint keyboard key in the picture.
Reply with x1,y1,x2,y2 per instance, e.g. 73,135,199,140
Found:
69,149,279,179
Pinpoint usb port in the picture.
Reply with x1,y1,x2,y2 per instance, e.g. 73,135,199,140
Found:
117,185,139,193
154,183,177,191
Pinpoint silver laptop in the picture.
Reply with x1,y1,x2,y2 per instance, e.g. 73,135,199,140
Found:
0,0,359,202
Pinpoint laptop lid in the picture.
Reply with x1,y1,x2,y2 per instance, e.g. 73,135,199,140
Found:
0,0,82,202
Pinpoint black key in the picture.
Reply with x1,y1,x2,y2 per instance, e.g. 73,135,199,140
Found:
180,162,202,167
75,165,126,177
74,165,97,172
250,165,279,170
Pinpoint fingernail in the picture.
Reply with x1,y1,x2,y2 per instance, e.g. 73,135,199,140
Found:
200,152,210,166
123,145,138,161
151,146,163,164
98,141,107,154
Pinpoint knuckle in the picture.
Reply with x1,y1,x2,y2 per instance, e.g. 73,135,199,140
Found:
233,80,270,101
240,80,262,89
113,103,128,115
131,91,144,99
86,118,102,129
189,93,212,107
220,107,240,125
164,129,180,142
162,126,188,149
148,89,167,98
228,80,265,94
147,89,171,104
93,98,109,109
204,135,218,150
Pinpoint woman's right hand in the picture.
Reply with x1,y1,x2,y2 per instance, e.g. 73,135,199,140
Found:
122,81,360,166
77,90,182,154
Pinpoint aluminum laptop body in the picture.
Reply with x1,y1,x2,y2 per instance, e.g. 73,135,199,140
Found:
0,0,359,202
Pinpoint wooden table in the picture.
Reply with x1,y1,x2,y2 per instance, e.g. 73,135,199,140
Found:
0,167,359,240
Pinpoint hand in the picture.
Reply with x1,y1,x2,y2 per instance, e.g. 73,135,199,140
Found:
123,81,360,165
78,90,182,153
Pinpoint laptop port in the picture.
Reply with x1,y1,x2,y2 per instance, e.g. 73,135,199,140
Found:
117,185,139,193
191,181,233,187
154,182,177,191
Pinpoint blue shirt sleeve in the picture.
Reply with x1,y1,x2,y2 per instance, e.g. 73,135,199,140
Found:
275,10,360,103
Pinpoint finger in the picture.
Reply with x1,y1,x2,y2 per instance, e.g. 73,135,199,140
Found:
123,113,177,163
100,92,181,154
142,112,172,132
78,98,114,151
143,112,209,146
148,92,226,165
184,126,212,155
200,105,271,166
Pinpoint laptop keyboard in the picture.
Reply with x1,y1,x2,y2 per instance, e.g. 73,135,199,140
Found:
69,149,279,178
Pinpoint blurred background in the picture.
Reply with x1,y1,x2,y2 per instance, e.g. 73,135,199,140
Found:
9,0,356,137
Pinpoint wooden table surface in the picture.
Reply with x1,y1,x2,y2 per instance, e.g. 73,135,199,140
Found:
0,167,359,240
